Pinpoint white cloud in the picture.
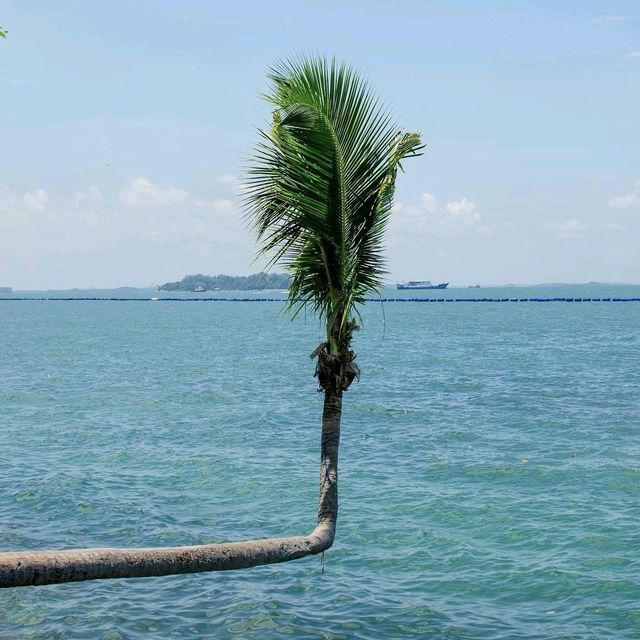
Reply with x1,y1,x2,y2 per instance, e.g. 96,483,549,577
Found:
605,222,622,230
119,176,189,208
73,186,103,207
219,174,239,185
609,179,640,208
392,192,483,238
445,197,479,220
192,197,235,215
420,192,438,214
1,178,250,281
624,50,640,61
544,218,587,239
22,189,49,213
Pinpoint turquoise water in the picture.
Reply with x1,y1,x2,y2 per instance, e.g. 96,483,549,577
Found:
1,287,639,639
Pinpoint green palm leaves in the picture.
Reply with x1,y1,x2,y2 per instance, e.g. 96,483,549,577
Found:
245,57,422,351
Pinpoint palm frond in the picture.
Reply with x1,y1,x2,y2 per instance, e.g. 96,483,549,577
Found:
245,56,423,350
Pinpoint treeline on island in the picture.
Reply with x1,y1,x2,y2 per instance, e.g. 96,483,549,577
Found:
158,272,291,292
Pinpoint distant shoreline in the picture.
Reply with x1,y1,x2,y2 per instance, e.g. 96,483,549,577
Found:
3,281,640,295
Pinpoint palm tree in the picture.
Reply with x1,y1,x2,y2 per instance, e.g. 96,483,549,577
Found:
245,54,423,545
0,56,421,589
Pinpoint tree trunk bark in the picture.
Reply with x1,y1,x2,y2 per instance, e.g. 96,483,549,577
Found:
317,388,341,534
0,391,342,589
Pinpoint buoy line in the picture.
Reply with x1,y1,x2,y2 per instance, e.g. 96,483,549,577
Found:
2,297,640,303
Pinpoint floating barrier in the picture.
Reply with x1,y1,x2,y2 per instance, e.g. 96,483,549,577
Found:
2,296,640,303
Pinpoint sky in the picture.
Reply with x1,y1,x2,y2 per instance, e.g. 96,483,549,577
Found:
1,0,639,289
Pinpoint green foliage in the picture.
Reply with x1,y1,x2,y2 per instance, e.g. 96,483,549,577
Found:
245,56,422,350
0,27,7,39
158,272,290,292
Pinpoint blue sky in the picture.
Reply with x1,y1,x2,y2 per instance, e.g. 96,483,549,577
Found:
1,0,639,288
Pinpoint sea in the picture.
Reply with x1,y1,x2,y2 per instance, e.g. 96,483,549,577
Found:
1,285,639,639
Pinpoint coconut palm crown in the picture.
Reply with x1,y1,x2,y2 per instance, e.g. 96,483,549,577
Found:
245,57,422,391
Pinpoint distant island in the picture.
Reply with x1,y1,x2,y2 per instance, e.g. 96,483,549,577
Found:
0,287,12,294
158,272,291,292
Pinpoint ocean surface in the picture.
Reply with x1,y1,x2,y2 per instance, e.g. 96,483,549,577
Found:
1,285,639,639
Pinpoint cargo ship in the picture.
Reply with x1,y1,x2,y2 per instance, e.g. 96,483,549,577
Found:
396,281,448,290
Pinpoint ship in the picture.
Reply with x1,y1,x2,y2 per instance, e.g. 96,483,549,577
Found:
396,281,448,290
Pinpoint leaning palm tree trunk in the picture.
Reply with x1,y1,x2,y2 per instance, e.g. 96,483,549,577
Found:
0,56,421,590
0,403,339,588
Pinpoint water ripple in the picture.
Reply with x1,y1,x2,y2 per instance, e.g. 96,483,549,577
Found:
1,290,639,638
